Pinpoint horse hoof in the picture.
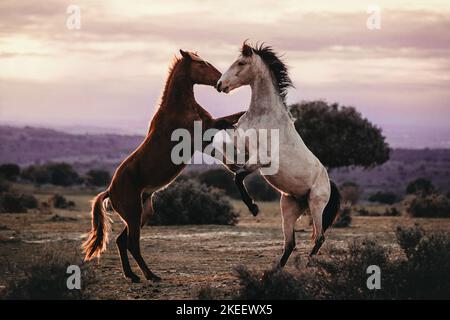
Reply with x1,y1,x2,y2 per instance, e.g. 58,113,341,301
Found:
147,273,162,282
126,274,141,283
250,203,259,216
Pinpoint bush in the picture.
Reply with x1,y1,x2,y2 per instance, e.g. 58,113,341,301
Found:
246,175,279,201
407,194,450,218
406,178,436,196
46,163,79,186
228,226,450,300
21,163,79,186
357,207,400,217
85,169,110,187
198,169,239,199
394,226,450,299
0,163,20,181
0,192,39,213
384,207,401,216
333,207,352,228
0,178,10,192
48,194,76,209
368,191,400,204
21,165,51,184
150,180,238,226
234,266,310,300
1,245,95,299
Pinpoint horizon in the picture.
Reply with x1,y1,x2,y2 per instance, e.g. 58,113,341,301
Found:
1,0,449,145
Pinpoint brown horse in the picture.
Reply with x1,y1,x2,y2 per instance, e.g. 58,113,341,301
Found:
82,50,245,283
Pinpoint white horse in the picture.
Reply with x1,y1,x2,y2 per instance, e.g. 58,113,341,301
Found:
215,42,341,267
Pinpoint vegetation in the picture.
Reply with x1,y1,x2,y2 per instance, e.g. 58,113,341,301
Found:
407,194,450,218
21,163,80,186
150,180,238,226
0,163,20,181
406,178,436,196
0,245,95,299
198,226,450,300
85,169,111,187
368,191,400,204
197,169,278,201
0,192,39,213
289,101,390,169
48,194,76,209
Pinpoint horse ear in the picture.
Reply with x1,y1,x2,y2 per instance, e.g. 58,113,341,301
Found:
241,43,253,57
179,49,191,60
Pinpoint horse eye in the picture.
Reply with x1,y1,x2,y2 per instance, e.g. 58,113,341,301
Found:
238,61,246,66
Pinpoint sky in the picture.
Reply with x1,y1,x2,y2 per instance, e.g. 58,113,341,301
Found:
0,0,449,138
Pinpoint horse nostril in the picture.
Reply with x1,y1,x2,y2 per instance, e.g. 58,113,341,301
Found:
216,81,222,92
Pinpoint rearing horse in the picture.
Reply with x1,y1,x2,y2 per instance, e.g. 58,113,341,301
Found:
216,42,341,267
83,50,244,282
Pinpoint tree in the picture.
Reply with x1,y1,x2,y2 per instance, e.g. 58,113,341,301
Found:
85,169,111,187
21,165,51,184
45,163,79,186
406,178,436,196
289,101,390,169
0,164,21,181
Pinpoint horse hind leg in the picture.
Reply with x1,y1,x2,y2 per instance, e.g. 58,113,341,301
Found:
126,211,161,282
116,226,140,283
308,191,328,257
278,194,302,268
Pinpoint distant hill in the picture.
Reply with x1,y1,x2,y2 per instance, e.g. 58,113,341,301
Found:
1,125,449,196
0,125,142,173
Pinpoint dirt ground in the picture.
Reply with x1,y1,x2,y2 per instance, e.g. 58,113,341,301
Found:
1,187,449,300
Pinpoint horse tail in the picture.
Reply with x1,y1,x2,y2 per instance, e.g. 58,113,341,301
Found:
82,190,111,261
322,180,341,232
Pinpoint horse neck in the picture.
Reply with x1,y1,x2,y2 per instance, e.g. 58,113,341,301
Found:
248,72,287,118
160,59,195,109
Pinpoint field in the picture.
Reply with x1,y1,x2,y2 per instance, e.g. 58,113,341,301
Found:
1,185,449,299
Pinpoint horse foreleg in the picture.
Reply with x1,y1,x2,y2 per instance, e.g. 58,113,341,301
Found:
212,111,245,130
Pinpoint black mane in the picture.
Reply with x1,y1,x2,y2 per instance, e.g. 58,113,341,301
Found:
244,43,293,104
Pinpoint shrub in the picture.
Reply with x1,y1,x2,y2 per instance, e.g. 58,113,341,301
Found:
198,169,239,199
384,207,401,216
46,163,80,186
407,194,450,218
150,180,238,226
21,163,79,186
234,266,309,300
406,178,436,196
48,194,76,209
1,245,95,299
230,227,450,300
18,194,39,209
0,192,38,213
368,191,400,204
0,178,10,192
333,207,352,228
394,226,450,299
85,169,111,187
246,175,279,201
0,163,20,181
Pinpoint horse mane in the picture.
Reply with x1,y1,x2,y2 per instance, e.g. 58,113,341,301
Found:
242,43,293,104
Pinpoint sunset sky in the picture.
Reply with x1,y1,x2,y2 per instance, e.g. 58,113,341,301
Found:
1,0,449,137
